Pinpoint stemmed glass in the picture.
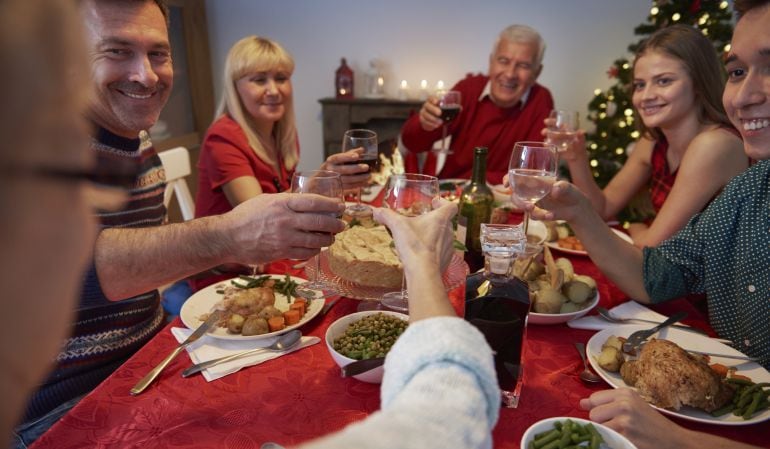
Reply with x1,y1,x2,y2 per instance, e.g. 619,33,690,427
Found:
380,173,440,312
508,141,558,252
292,170,343,299
545,109,580,152
341,129,378,217
433,90,461,154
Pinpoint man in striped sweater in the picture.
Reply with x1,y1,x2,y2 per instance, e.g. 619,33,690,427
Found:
13,1,346,446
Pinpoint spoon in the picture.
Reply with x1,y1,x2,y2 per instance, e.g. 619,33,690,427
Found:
574,342,601,384
181,329,302,377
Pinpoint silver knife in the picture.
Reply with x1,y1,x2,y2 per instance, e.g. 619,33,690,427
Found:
130,310,221,395
341,357,386,377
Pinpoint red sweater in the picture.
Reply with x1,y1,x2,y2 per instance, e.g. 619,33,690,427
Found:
400,74,553,184
195,114,295,219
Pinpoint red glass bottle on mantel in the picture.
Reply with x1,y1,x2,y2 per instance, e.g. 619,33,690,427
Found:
335,58,354,99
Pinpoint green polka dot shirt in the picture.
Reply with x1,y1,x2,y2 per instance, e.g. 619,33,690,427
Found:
643,160,770,369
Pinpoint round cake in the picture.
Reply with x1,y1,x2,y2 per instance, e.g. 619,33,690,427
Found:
328,225,403,288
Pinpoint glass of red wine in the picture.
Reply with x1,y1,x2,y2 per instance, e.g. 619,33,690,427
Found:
341,129,378,217
291,170,343,299
434,90,461,154
380,173,440,313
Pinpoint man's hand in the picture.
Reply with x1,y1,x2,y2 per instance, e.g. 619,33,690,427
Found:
418,96,444,132
223,192,346,264
321,148,371,190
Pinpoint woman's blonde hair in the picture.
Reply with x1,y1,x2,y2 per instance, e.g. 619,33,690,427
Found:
632,25,732,141
217,35,298,171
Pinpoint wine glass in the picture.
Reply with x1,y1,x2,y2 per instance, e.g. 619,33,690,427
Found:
291,170,343,299
380,173,440,312
341,129,378,217
508,142,557,253
545,109,580,152
434,90,461,154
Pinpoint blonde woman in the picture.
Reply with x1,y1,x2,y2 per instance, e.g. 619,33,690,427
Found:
195,35,368,216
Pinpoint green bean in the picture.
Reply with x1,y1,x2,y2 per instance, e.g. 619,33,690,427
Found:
533,430,560,449
742,392,763,420
710,403,735,417
726,377,754,386
534,429,559,442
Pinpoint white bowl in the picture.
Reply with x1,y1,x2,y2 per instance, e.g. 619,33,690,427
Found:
521,417,638,449
324,310,409,383
528,291,599,325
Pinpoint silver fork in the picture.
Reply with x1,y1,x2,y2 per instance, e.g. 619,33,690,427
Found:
622,311,687,352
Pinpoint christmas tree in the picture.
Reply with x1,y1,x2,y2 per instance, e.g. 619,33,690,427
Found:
583,0,734,220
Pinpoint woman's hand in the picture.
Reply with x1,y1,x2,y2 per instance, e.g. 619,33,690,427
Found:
321,148,371,190
373,198,456,273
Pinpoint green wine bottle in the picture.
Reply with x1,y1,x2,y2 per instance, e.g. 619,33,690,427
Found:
459,147,494,272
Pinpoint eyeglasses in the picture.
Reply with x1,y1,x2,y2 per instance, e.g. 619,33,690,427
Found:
2,162,139,211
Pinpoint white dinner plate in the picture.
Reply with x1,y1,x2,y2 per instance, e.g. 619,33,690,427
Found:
587,325,770,426
180,275,323,341
527,220,633,256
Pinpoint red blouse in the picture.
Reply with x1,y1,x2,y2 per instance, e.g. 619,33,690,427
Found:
195,114,295,219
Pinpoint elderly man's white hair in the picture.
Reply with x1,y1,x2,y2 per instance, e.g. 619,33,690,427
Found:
493,24,546,67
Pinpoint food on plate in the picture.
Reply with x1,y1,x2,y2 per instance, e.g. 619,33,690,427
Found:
202,276,308,336
490,205,513,224
598,336,625,372
333,313,408,360
525,419,609,449
521,247,597,315
620,339,734,412
328,225,403,288
544,221,587,252
711,377,770,419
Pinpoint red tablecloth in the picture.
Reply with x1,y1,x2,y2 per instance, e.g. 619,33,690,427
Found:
31,256,770,449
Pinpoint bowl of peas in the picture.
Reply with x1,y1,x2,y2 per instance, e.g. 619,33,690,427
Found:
521,417,637,449
325,310,409,383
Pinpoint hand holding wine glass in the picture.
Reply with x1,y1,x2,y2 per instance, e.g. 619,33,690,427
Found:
291,170,343,298
545,109,580,153
380,173,440,312
434,90,461,154
340,129,378,217
508,141,557,253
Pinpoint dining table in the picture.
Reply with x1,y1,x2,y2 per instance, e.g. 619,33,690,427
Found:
30,222,770,449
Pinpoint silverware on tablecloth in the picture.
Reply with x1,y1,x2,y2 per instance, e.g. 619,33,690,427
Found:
130,310,221,395
341,357,386,377
181,329,302,378
622,311,687,352
596,307,713,337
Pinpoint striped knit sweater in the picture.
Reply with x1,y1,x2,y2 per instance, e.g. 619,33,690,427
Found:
23,127,166,422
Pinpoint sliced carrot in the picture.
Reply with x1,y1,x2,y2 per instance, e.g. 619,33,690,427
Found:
290,302,305,317
710,363,729,378
268,316,285,332
730,373,752,382
283,309,301,325
293,297,308,306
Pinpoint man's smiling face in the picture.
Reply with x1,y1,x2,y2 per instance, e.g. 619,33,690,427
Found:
723,3,770,160
82,0,173,138
487,39,541,109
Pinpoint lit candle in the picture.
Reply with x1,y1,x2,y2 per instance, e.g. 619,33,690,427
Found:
399,80,409,100
420,79,428,90
436,80,444,90
377,76,384,87
419,79,429,100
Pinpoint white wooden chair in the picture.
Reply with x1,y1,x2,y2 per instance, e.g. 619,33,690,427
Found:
157,146,195,221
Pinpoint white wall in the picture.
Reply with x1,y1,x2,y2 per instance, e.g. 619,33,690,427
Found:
205,0,651,171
